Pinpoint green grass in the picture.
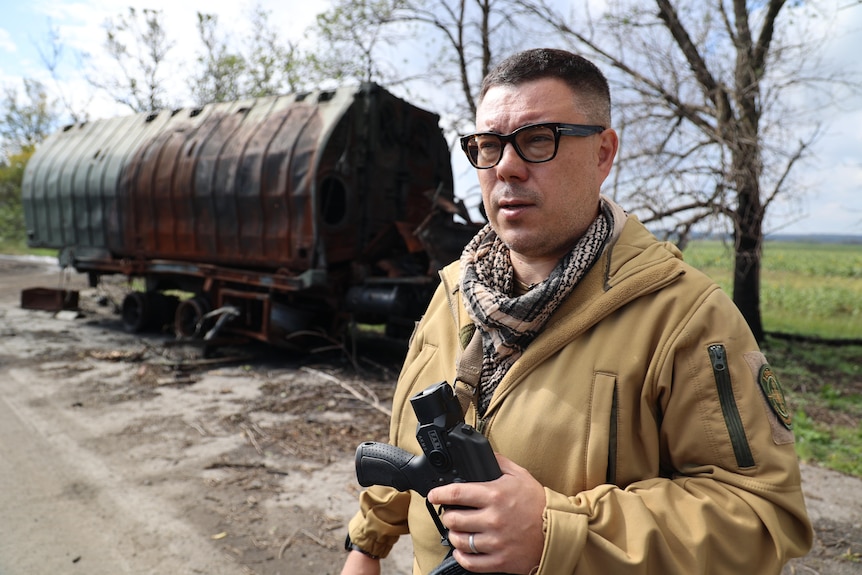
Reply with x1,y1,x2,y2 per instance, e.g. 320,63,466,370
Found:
792,411,862,477
762,336,862,477
684,240,862,477
0,237,55,257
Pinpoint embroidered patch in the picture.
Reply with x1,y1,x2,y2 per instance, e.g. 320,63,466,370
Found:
758,364,793,430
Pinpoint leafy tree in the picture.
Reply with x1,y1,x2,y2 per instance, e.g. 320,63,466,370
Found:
308,0,408,87
0,80,57,247
0,148,33,246
0,79,58,156
243,4,304,96
187,5,309,104
188,13,246,105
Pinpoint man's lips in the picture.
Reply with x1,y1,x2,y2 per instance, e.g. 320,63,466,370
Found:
497,198,534,215
499,198,530,207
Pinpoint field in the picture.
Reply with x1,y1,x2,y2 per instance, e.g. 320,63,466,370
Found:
683,240,862,340
683,240,862,477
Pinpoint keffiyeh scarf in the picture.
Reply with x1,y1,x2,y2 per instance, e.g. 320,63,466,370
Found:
459,205,612,415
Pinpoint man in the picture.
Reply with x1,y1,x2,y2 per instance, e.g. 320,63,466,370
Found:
341,48,812,575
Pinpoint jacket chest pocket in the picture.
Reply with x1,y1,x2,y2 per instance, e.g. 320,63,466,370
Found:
586,372,618,487
489,370,619,494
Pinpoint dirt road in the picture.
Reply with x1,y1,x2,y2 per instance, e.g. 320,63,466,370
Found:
0,254,859,574
0,255,414,575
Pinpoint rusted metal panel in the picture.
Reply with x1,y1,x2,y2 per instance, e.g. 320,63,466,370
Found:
23,110,176,257
21,288,80,311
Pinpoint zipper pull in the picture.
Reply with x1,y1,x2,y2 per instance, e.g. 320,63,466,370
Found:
477,417,488,434
708,344,726,371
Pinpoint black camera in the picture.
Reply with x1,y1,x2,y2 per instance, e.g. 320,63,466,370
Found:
354,381,505,575
355,381,501,495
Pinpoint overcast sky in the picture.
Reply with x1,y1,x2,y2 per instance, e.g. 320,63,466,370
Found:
1,0,860,236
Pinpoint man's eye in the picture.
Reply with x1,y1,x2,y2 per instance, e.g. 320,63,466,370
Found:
520,129,555,144
527,135,553,145
476,138,501,152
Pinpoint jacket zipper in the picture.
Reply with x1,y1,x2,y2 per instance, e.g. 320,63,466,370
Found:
708,344,755,469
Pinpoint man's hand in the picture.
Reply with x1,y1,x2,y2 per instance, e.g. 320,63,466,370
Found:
340,550,381,575
427,454,545,574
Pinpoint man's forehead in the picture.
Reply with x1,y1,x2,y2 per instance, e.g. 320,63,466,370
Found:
476,79,584,131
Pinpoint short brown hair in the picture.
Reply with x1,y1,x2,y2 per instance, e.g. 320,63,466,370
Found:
480,48,612,126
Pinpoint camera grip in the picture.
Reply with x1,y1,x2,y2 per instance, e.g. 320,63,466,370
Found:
355,441,433,495
446,424,502,482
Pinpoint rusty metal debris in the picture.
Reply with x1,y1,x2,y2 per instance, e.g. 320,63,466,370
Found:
20,287,80,312
22,83,481,347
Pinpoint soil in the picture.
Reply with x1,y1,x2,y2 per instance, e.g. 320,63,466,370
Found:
0,254,859,575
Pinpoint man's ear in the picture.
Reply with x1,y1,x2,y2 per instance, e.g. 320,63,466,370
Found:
597,128,619,179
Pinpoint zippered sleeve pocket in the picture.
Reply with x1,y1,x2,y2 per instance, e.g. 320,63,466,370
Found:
708,344,756,469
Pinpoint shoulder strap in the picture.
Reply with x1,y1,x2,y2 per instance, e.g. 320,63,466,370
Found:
453,324,482,416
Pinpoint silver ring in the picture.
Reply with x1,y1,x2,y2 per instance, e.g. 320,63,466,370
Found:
468,532,479,554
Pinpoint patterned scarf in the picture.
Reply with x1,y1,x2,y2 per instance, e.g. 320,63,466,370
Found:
459,205,612,415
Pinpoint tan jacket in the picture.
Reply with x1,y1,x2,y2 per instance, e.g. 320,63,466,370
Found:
348,207,813,574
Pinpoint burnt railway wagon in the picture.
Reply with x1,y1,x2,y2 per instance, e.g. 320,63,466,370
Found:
22,82,477,345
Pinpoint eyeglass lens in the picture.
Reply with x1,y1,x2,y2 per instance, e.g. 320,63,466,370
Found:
465,124,558,168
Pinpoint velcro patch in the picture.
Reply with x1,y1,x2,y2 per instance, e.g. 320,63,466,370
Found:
744,351,795,445
758,364,793,430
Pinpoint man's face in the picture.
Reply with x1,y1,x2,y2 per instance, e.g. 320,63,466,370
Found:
475,77,618,264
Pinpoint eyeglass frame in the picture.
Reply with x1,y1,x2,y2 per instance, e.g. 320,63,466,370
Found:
459,122,606,169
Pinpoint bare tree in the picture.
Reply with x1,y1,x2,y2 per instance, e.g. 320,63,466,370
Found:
86,7,175,113
36,4,323,113
308,0,544,128
35,25,91,124
389,0,529,118
307,0,860,341
518,0,860,341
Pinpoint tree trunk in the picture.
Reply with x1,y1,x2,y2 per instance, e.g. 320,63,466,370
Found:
732,168,766,343
733,226,765,343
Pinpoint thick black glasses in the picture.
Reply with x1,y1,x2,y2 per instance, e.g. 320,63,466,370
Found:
459,122,605,169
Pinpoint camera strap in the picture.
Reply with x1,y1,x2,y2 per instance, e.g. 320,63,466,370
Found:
454,324,483,416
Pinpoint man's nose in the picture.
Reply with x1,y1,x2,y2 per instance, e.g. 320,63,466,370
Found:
494,142,528,179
